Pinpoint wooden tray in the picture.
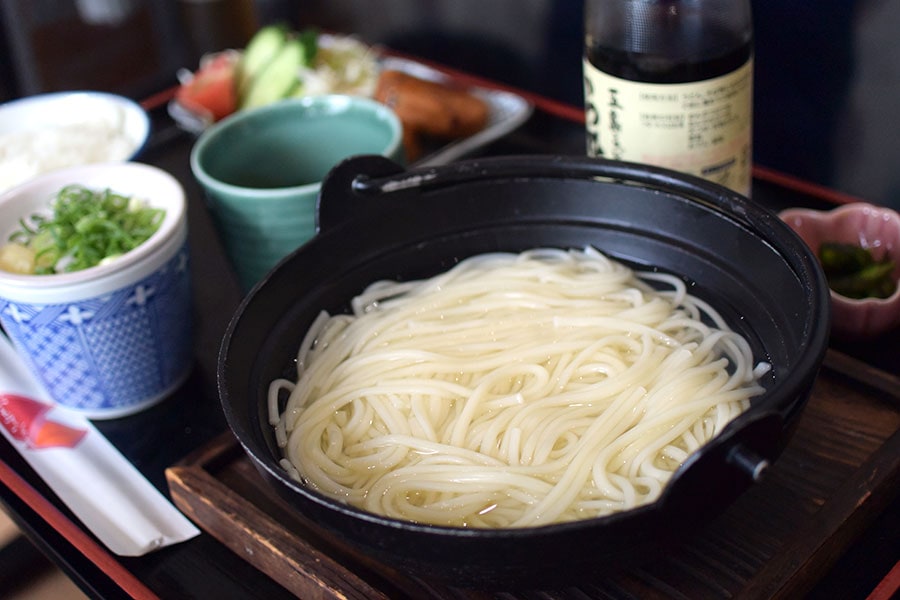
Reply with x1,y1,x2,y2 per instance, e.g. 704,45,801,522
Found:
165,349,900,599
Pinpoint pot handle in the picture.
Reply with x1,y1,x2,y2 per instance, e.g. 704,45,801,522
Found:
316,153,747,234
316,155,408,233
660,408,786,518
351,154,745,199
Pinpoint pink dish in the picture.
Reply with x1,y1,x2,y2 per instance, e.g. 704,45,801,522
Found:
779,202,900,340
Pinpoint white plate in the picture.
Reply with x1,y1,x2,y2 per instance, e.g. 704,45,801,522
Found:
169,56,533,166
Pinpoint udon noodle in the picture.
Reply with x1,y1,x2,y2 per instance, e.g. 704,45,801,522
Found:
269,247,768,528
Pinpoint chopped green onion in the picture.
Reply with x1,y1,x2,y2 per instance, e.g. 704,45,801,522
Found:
5,184,165,275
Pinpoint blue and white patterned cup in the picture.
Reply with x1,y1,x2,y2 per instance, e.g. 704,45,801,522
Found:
0,163,192,419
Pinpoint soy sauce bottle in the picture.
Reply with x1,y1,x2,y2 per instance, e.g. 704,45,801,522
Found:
583,0,753,196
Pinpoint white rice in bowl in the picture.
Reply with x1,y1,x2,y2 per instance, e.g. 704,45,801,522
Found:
0,94,146,195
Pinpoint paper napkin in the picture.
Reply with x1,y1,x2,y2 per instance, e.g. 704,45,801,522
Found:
0,335,200,556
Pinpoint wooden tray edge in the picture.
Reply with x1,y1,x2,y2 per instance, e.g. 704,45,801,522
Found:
738,427,900,599
164,432,391,600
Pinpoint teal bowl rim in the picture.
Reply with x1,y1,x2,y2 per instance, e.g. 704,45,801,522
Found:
189,94,403,200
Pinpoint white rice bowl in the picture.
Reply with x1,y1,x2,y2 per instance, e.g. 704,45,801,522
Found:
0,91,150,195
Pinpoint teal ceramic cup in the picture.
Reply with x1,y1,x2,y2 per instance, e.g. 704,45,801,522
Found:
190,95,403,290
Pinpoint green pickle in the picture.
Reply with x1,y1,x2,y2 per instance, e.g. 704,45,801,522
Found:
819,242,897,299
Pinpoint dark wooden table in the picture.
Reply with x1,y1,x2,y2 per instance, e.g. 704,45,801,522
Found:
1,65,898,599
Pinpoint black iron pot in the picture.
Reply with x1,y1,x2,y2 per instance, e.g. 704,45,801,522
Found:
218,154,830,587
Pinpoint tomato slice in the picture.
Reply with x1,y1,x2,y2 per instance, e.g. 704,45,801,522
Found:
175,51,239,122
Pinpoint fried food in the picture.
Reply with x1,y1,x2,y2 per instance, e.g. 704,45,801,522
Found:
375,70,489,161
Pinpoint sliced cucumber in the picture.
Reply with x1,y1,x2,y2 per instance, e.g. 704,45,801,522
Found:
237,24,289,98
240,37,307,109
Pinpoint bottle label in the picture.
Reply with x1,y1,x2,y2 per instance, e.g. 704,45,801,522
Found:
583,57,753,196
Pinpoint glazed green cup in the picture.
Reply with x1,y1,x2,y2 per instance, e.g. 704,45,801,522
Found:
190,95,403,290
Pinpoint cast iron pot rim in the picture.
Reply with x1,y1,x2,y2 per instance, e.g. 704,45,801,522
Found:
218,154,831,538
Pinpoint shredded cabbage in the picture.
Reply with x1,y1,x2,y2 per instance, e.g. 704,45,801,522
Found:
294,35,379,98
